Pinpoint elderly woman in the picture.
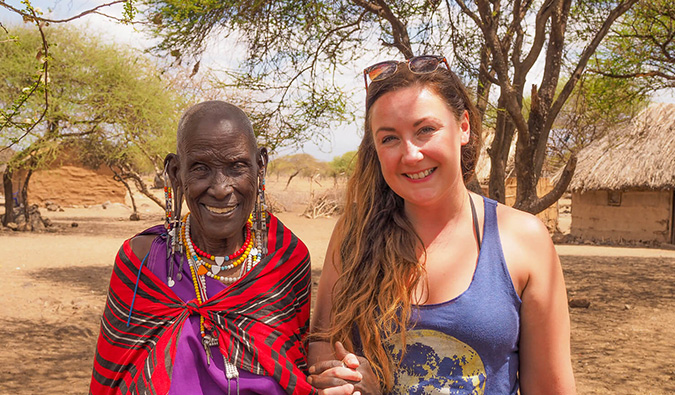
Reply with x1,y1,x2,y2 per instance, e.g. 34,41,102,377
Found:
90,101,316,395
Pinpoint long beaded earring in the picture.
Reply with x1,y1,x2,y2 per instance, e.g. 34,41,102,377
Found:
173,184,184,282
162,163,176,286
255,148,269,256
163,160,184,286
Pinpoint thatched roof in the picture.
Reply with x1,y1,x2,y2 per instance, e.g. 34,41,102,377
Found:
569,103,675,192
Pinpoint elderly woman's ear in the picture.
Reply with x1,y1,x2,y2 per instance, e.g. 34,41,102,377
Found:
258,147,268,173
164,153,180,185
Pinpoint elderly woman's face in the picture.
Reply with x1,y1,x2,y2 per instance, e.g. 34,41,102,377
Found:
177,117,258,244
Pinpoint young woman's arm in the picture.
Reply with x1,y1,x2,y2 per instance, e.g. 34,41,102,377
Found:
308,226,379,395
500,207,577,394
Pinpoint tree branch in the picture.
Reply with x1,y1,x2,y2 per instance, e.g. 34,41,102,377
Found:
589,69,675,81
0,5,50,153
469,0,529,138
519,0,556,72
548,0,639,130
353,0,414,58
521,154,576,214
0,1,131,24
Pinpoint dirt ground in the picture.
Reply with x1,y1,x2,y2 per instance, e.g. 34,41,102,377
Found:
1,178,674,394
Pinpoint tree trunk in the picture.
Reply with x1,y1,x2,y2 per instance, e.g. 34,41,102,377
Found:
475,45,493,123
516,154,577,214
110,165,139,220
513,126,538,211
2,168,14,226
127,169,164,208
488,95,517,204
21,169,33,229
109,164,164,210
285,170,300,190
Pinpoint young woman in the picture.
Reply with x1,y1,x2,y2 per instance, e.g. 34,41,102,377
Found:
308,56,576,394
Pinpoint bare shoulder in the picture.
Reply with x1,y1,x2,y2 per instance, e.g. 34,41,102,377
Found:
496,203,555,254
129,234,159,261
495,203,551,242
495,203,557,294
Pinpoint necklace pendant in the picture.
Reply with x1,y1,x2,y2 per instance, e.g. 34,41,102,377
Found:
214,256,225,265
211,264,221,275
203,333,219,347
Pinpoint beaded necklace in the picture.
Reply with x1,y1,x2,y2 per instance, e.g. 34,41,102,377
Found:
190,217,253,268
184,214,256,283
181,213,263,338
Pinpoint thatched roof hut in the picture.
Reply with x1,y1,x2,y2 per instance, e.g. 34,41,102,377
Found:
569,103,675,244
570,102,675,192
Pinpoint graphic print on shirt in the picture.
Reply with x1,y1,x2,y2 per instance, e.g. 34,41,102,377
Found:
388,329,486,395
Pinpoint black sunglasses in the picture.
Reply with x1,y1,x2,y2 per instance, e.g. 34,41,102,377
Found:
363,55,450,90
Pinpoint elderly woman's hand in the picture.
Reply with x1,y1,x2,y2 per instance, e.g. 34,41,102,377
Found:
308,342,381,395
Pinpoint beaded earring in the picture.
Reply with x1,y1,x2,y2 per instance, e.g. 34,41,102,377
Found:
173,184,185,282
163,161,184,286
254,149,269,256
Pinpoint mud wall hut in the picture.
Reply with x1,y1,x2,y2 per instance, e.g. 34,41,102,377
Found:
569,103,675,244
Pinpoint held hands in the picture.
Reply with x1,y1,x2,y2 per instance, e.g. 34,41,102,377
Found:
308,342,381,395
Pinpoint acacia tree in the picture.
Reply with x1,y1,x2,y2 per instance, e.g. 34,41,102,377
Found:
590,0,675,90
0,25,182,226
142,0,640,214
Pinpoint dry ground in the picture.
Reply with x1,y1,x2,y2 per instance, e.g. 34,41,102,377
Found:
0,177,674,394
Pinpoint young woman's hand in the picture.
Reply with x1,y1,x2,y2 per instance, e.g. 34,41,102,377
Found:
308,342,381,395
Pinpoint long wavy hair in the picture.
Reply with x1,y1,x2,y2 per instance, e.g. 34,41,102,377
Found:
326,65,481,391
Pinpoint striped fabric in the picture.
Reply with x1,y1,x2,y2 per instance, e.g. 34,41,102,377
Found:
90,214,317,395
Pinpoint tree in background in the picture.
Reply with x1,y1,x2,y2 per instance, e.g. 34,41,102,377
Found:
548,73,648,172
591,0,674,92
0,24,183,226
268,153,331,189
330,150,357,179
547,0,671,175
142,0,640,213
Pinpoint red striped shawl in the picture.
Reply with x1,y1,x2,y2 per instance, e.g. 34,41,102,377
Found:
90,214,317,395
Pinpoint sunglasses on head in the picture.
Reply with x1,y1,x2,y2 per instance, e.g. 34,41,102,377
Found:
363,55,450,90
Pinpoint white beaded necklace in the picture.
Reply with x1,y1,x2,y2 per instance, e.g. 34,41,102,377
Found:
184,213,262,285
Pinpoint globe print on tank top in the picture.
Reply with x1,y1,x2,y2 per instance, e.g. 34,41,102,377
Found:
386,197,521,395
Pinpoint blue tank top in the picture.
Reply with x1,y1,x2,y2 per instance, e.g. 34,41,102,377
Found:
387,197,521,394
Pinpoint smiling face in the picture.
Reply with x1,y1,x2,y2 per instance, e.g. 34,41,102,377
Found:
369,85,470,209
171,110,260,253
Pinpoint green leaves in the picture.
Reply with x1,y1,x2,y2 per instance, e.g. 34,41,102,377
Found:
0,24,183,174
593,0,675,91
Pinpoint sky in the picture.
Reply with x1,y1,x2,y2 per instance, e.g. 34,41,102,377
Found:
2,1,673,161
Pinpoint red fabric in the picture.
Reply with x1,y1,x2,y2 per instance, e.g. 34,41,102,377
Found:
90,214,317,395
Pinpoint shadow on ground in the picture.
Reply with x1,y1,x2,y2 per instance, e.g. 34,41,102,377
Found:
30,265,113,297
0,316,100,394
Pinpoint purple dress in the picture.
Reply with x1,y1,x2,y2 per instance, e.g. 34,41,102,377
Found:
143,226,286,395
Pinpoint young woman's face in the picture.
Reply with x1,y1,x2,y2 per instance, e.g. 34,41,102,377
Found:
369,85,470,208
176,117,259,247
